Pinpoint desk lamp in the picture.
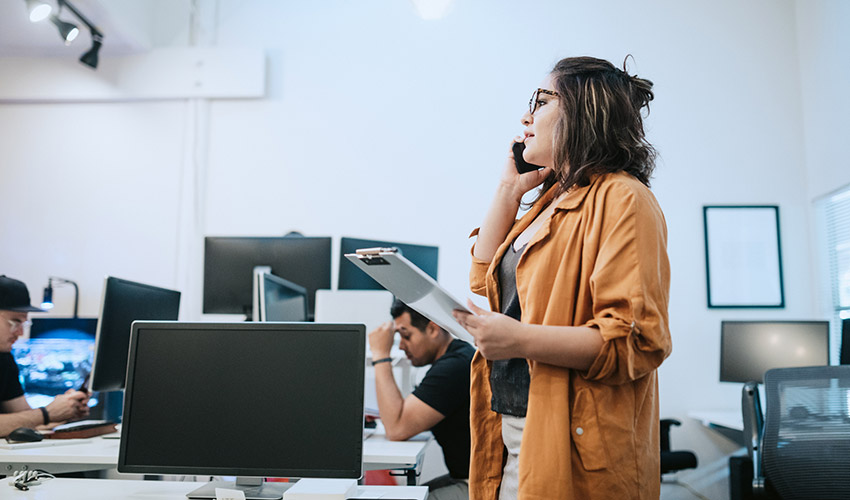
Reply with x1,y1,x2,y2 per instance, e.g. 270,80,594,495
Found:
42,277,79,318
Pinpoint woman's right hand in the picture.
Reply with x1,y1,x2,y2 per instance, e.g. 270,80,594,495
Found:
499,137,552,204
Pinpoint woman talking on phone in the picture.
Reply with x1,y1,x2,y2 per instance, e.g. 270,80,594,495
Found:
453,56,672,499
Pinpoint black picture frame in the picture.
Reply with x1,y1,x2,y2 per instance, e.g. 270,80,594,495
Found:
703,205,785,308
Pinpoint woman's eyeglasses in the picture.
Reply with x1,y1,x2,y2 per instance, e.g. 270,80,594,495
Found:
529,88,559,115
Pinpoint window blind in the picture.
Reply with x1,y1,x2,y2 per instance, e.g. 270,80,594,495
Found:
822,185,850,361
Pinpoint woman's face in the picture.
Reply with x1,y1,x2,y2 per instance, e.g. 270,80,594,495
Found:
520,75,559,168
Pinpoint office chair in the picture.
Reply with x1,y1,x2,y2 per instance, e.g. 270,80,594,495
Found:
660,418,698,476
741,365,850,499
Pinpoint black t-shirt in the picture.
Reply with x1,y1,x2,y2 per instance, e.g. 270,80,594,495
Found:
412,339,475,479
0,352,24,404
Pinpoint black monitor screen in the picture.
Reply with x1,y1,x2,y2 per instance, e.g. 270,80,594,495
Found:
204,236,331,319
90,277,181,392
339,237,438,291
118,322,365,479
720,321,830,383
260,273,307,322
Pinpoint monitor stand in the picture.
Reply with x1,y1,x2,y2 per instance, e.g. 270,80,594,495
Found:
186,477,290,500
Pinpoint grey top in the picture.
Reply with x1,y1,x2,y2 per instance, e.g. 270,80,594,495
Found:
489,242,531,417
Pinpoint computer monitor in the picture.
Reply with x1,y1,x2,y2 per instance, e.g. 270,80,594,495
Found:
720,320,830,383
840,318,850,365
253,271,308,322
338,237,438,290
30,317,99,341
203,236,332,320
89,277,181,393
13,337,94,409
118,321,365,500
17,317,99,408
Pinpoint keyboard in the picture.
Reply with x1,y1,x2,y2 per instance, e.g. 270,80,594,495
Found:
52,420,114,433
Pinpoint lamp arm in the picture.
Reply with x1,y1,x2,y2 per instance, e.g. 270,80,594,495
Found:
47,276,80,318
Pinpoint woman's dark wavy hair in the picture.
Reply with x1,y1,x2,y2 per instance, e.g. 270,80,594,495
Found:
531,55,656,203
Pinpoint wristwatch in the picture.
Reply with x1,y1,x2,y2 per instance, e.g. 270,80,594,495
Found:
371,357,393,366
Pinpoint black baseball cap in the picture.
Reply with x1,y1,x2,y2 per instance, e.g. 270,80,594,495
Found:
0,275,46,312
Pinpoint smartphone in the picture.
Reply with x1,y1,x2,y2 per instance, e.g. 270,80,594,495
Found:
77,369,90,393
512,141,543,174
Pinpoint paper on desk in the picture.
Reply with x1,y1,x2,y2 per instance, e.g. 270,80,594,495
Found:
215,487,247,500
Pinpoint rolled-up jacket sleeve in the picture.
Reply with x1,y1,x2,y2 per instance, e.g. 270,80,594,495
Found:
468,228,491,297
582,185,672,385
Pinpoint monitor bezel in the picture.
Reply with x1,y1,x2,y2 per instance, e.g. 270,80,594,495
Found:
118,321,366,479
29,317,99,340
719,320,831,383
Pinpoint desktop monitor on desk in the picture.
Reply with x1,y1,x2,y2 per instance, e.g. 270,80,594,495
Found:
89,277,181,394
204,236,331,320
30,317,99,341
118,321,365,500
720,320,830,383
16,317,99,409
252,271,308,322
338,237,438,290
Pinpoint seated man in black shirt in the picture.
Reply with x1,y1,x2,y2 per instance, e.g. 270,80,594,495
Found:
0,275,89,437
368,298,474,500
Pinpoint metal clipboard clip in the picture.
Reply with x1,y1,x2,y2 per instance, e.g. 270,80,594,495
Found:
353,247,399,266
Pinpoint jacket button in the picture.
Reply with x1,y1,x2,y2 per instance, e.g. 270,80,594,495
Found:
575,427,584,436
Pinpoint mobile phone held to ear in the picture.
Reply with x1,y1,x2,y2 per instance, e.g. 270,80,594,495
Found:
512,141,544,174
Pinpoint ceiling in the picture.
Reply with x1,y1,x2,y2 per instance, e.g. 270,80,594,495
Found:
0,0,175,58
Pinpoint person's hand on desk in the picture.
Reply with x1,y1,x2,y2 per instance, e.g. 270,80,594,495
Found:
368,321,395,361
45,389,90,423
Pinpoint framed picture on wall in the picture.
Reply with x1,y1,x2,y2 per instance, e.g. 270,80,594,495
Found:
703,205,785,308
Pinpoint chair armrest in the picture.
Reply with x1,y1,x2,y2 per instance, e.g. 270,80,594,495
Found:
660,418,681,452
741,381,766,495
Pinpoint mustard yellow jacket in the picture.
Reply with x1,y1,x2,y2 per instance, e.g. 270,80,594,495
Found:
468,172,672,500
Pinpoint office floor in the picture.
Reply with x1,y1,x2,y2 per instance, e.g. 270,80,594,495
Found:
661,481,712,500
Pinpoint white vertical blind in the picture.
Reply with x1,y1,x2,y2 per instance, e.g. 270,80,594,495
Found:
820,185,850,361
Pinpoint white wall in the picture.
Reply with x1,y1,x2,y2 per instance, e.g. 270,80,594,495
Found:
1,1,848,497
796,0,850,201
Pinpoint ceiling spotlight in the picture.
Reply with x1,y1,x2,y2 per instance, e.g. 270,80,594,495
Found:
26,0,52,22
55,0,104,70
79,33,102,69
51,15,79,45
410,0,456,20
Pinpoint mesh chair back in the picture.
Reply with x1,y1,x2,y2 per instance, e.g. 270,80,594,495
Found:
762,365,850,500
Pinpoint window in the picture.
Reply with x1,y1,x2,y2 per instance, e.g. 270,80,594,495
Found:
817,184,850,362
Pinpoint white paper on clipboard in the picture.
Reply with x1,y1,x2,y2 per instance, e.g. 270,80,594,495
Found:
344,248,474,344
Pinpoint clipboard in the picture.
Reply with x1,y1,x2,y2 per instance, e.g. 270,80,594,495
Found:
344,248,474,344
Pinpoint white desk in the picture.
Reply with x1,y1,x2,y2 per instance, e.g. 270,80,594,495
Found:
0,432,431,485
0,435,120,475
3,477,429,499
688,410,745,446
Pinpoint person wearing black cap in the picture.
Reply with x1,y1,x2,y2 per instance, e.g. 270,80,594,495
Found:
0,275,90,437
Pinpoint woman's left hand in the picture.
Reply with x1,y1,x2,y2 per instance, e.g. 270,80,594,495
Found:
453,300,526,360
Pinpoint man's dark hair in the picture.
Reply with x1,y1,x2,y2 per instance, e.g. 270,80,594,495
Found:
390,298,430,331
